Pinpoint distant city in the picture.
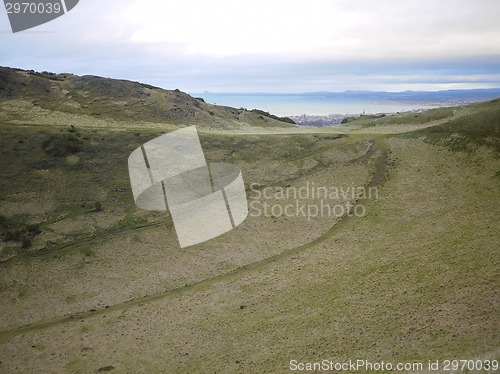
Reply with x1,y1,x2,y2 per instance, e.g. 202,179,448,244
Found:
289,113,347,126
290,109,428,127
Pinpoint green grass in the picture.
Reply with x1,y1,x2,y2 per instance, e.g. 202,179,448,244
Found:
41,131,83,157
0,66,296,129
0,97,498,373
407,99,500,153
64,359,87,373
79,247,95,257
342,106,455,127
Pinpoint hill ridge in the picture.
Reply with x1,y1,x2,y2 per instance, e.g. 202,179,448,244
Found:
0,66,295,129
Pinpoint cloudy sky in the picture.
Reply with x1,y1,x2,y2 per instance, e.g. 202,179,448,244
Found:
1,0,500,93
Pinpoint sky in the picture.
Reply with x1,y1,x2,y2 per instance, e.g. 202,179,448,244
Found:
1,0,500,93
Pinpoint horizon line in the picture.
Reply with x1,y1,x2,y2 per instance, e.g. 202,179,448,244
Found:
189,88,500,95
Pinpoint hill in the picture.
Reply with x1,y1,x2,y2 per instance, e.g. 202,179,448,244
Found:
0,66,295,130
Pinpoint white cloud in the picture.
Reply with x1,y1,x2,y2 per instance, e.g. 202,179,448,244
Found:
113,0,500,59
1,0,500,92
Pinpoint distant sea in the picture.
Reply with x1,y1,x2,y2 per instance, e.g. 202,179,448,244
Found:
192,90,500,116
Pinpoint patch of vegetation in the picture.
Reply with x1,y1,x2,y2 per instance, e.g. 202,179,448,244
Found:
17,287,28,298
0,215,41,249
250,109,296,124
93,201,103,212
379,107,454,125
64,359,87,373
342,107,456,128
342,113,386,124
404,100,500,154
97,366,115,372
80,325,91,333
21,236,32,249
79,247,95,257
139,82,161,90
41,132,83,157
27,70,65,81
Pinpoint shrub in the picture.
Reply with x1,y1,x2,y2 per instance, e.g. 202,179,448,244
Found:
42,133,82,157
27,223,42,235
3,229,22,241
21,235,32,249
0,216,42,245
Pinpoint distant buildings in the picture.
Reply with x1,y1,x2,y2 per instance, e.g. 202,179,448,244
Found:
288,113,346,127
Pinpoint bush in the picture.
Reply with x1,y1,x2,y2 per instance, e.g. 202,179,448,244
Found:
21,236,32,249
42,133,82,157
3,229,22,241
0,216,42,245
27,223,41,235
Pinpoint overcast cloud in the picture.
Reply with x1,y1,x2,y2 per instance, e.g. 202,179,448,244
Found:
1,0,500,92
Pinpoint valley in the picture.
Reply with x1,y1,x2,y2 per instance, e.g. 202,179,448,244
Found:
0,69,498,373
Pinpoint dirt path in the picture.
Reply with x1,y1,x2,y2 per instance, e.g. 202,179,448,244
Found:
0,220,169,267
0,136,390,343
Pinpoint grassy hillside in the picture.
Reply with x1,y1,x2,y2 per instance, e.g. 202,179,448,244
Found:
409,99,500,153
0,71,498,373
0,67,295,130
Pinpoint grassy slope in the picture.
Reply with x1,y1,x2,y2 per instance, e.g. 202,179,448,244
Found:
0,67,295,130
409,99,500,153
0,93,498,372
0,123,371,328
